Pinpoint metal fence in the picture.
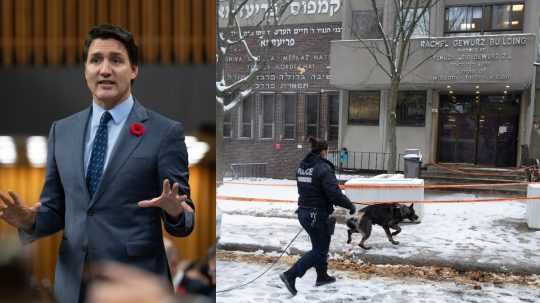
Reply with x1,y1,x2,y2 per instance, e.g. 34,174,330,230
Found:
327,150,405,173
230,163,267,179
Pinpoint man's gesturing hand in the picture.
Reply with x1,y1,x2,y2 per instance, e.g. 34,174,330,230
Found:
137,179,192,220
0,191,39,232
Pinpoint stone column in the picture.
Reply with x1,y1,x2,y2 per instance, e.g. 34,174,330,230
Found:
430,90,440,164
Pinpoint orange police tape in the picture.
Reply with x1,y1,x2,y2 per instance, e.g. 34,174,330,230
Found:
223,181,533,190
217,195,540,205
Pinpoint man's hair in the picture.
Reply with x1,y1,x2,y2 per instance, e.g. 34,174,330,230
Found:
82,24,139,66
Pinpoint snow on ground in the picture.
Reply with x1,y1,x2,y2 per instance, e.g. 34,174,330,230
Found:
336,173,372,181
217,261,539,303
217,180,540,273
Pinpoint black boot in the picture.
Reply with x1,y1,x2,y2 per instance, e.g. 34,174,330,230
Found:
279,271,297,296
315,269,336,287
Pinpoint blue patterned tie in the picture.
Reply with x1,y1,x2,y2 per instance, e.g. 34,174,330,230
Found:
86,111,112,197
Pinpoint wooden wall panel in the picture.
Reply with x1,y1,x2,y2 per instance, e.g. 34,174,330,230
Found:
32,0,45,65
64,0,77,65
0,0,214,66
45,0,63,65
127,0,141,51
159,0,172,64
191,0,204,64
1,0,14,67
174,0,190,64
14,0,30,65
141,0,158,63
169,165,216,260
110,0,127,29
205,0,216,63
96,0,110,25
78,0,96,61
0,163,215,282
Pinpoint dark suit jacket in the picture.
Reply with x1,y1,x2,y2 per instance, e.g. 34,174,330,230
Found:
20,100,195,303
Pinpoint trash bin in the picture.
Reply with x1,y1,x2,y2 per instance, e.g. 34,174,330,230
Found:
403,149,422,178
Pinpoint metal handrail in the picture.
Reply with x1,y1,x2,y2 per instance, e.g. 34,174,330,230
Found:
327,150,405,173
230,162,268,179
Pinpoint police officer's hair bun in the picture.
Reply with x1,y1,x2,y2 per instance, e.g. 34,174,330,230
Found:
308,137,328,153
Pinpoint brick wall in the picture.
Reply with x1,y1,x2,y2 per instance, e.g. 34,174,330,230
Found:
223,91,338,179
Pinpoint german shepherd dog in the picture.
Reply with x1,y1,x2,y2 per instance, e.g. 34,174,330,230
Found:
346,204,418,250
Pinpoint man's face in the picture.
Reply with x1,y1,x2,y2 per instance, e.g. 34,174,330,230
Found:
84,38,138,107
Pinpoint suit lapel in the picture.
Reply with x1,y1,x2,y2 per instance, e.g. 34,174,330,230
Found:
75,107,92,202
89,101,149,208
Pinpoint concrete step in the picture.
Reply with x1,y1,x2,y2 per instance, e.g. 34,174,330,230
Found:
421,172,526,183
423,164,528,182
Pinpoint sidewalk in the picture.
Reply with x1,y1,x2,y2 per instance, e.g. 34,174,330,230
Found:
218,182,540,274
217,260,540,303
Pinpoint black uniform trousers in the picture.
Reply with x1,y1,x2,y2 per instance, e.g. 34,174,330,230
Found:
288,207,331,278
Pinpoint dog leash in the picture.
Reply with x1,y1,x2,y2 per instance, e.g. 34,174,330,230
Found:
216,227,304,294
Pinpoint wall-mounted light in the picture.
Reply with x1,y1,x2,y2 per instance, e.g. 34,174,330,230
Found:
0,136,17,165
27,136,47,167
185,136,209,166
512,5,523,12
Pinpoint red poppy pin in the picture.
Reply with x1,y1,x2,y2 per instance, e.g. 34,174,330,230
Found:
130,123,144,137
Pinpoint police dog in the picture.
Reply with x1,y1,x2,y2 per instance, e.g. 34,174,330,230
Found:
346,204,418,250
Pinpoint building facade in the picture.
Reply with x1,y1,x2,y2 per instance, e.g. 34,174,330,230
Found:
221,0,540,179
220,0,344,178
331,0,540,169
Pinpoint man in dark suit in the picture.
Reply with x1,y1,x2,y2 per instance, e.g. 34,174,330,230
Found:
0,24,194,303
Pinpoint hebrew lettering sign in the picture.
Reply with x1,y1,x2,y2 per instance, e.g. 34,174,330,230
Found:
219,0,342,21
222,22,341,91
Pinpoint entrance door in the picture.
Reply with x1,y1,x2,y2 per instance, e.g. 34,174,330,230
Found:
495,115,519,167
438,95,477,164
477,114,497,165
438,94,519,167
438,114,477,163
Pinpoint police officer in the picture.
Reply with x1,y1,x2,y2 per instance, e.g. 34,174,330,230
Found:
280,137,356,296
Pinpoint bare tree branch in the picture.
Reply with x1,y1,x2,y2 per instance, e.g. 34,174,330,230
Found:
217,0,294,112
371,0,396,74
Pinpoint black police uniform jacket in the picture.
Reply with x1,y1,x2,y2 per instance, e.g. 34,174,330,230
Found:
296,152,355,213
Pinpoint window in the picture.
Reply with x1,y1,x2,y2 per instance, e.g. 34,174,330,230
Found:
397,91,426,126
328,94,339,141
261,94,275,139
445,4,524,34
348,91,380,125
445,6,483,33
282,94,296,139
352,10,383,39
305,94,320,138
239,96,253,138
223,97,232,138
491,4,524,31
402,8,430,37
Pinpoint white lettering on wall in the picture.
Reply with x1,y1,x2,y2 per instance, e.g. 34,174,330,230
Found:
219,0,342,19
